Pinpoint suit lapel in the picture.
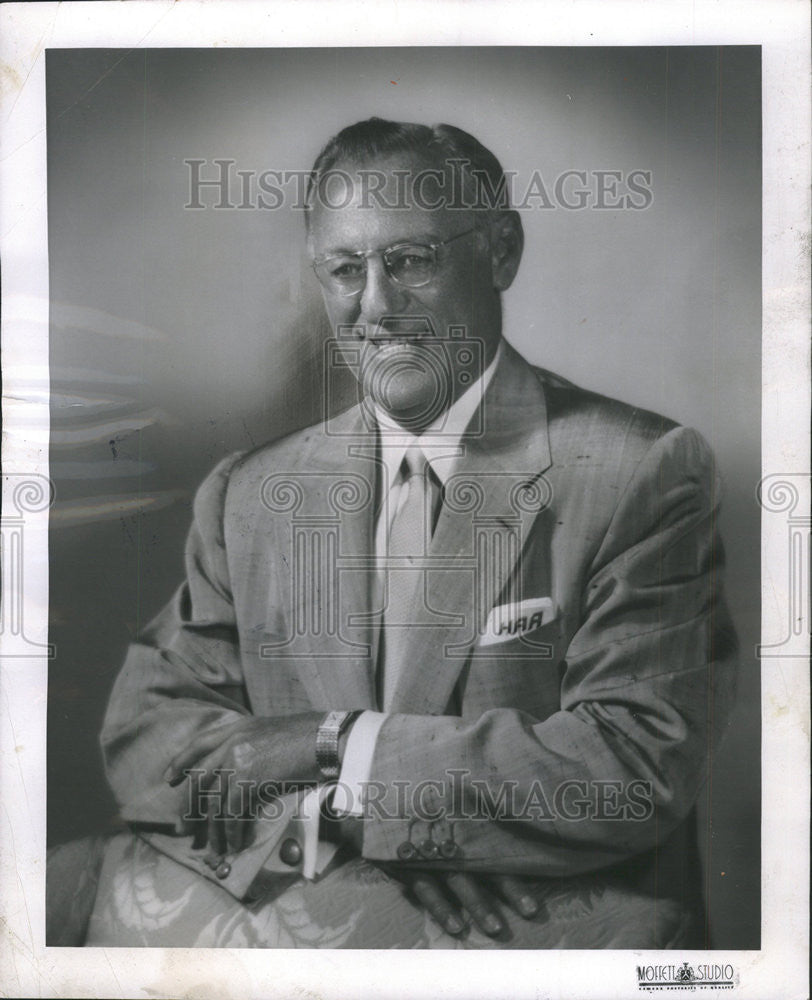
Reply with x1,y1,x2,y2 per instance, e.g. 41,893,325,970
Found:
273,405,380,710
387,343,554,714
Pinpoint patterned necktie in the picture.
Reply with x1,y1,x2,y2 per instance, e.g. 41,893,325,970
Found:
378,445,438,710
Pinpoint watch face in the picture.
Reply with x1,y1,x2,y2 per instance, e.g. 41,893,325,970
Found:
327,710,351,732
320,712,336,732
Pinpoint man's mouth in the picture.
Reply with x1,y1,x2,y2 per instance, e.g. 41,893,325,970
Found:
365,316,434,345
369,333,426,346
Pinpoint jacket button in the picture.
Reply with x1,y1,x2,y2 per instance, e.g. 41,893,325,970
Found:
279,838,302,866
397,841,418,860
418,839,439,859
215,861,231,879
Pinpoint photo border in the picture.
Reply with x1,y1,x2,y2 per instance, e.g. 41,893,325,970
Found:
1,2,809,998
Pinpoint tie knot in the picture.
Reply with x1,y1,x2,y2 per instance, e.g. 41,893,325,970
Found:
402,445,428,482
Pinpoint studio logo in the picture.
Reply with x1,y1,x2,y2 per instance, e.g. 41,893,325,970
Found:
636,962,738,992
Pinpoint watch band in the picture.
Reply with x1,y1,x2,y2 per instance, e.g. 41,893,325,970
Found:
316,710,360,779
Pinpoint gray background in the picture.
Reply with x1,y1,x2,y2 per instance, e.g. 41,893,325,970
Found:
46,47,760,948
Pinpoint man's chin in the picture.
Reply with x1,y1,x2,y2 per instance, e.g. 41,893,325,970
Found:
361,361,451,431
375,399,437,431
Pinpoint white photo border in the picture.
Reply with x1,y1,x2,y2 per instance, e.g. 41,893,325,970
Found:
1,2,809,998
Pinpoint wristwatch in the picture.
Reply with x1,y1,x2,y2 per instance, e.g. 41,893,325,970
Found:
316,710,361,779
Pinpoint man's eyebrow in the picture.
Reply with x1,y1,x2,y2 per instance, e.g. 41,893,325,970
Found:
316,232,448,256
313,245,359,257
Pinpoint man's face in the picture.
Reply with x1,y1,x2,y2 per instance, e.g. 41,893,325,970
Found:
307,153,521,430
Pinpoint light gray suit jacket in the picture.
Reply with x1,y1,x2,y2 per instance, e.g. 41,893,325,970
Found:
101,341,737,939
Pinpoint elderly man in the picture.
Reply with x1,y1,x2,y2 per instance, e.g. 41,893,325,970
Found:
88,118,736,949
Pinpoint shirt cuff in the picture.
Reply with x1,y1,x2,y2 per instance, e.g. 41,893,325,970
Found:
332,711,388,817
302,784,341,879
259,785,339,881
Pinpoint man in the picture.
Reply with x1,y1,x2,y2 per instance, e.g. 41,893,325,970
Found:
88,118,737,948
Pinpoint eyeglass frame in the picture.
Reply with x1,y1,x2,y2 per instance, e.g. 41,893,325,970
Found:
310,226,478,297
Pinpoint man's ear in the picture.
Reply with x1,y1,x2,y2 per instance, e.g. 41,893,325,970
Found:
489,211,524,291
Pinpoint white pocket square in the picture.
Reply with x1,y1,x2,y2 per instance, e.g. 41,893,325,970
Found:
478,597,556,646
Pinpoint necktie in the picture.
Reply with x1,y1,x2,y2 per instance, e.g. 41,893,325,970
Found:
378,446,438,710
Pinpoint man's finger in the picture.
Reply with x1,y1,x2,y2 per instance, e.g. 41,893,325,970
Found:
225,775,250,853
188,816,209,850
444,872,503,937
489,874,539,919
208,814,226,857
404,873,465,936
207,780,229,857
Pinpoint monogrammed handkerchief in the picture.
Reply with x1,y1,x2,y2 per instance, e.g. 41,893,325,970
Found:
478,597,556,646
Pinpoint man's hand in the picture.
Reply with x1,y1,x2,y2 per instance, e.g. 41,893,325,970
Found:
318,791,539,937
163,712,323,855
319,813,539,937
384,868,539,938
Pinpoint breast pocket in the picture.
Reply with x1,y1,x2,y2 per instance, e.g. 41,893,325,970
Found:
463,616,566,722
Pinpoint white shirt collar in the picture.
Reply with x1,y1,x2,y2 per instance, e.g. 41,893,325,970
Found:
374,340,503,489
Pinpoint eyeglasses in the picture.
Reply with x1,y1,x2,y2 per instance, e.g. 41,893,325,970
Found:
311,227,476,297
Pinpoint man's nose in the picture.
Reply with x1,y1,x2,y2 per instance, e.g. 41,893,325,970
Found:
358,255,409,324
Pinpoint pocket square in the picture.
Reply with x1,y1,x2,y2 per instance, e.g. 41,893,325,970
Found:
479,597,556,646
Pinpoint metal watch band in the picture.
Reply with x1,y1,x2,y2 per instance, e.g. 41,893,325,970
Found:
315,710,360,779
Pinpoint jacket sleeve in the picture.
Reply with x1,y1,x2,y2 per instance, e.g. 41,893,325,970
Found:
359,426,738,874
100,453,303,900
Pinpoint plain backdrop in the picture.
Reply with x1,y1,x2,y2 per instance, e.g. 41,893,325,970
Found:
46,46,760,949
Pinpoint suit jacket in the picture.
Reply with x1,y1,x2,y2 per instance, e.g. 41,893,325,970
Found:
101,341,737,934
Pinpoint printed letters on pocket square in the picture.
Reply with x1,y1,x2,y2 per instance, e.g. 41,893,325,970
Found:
479,597,556,646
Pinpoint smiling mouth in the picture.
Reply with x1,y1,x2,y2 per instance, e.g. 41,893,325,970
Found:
365,316,434,345
369,334,427,346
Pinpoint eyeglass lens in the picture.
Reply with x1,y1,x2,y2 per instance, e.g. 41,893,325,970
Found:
316,244,437,294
